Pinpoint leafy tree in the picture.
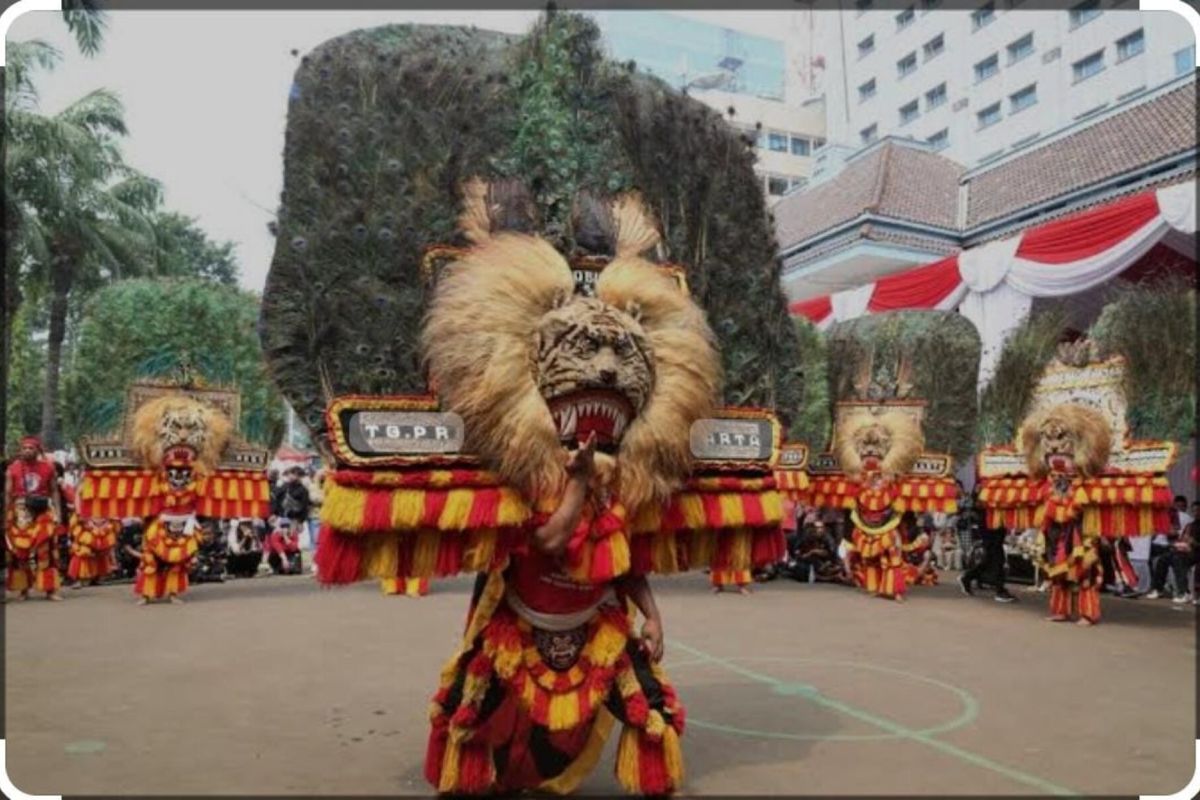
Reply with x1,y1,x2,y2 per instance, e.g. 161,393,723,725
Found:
152,211,240,285
4,306,46,450
62,278,285,448
789,318,830,449
62,0,106,57
5,40,163,448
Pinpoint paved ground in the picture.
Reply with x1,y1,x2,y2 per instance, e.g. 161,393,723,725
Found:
4,569,1196,797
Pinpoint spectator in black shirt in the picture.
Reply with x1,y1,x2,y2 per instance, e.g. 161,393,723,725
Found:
271,466,312,527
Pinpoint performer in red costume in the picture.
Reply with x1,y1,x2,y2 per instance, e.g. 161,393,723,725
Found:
67,515,118,587
977,345,1176,627
5,436,63,601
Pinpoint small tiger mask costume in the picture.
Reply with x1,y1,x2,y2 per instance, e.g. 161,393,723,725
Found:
836,410,925,480
1019,403,1111,479
131,394,232,477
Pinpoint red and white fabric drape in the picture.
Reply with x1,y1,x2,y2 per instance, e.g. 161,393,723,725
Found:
788,180,1197,383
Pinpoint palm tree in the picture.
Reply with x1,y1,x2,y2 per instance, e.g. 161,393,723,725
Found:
62,0,106,57
5,40,162,448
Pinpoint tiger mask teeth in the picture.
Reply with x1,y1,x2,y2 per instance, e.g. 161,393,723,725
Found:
546,390,634,452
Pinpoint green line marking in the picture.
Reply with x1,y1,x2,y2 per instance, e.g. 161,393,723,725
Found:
668,640,1077,797
662,655,979,742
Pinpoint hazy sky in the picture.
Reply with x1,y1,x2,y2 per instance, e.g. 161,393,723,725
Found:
9,9,797,293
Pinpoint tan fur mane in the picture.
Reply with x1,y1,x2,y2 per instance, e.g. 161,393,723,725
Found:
835,409,925,480
1018,403,1111,478
131,394,232,475
423,187,719,513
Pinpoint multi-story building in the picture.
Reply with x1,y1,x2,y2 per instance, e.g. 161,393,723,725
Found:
814,1,1195,168
775,71,1194,302
592,10,826,203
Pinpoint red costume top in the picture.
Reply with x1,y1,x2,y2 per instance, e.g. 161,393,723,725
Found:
6,457,56,499
507,548,610,614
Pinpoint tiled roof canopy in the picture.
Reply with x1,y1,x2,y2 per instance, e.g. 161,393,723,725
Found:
775,80,1197,256
967,82,1196,228
774,141,963,247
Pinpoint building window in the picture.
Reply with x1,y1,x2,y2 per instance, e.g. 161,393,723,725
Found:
860,124,878,144
789,176,809,191
1069,0,1102,30
899,100,920,125
790,136,811,156
1009,83,1037,113
898,52,918,78
768,132,788,152
925,82,947,110
896,6,916,30
920,0,942,12
1072,50,1105,83
1007,33,1034,65
767,176,790,196
858,34,876,59
974,53,999,82
927,128,949,151
855,0,873,15
1175,45,1195,76
923,34,945,61
971,2,996,32
977,102,1001,129
1116,29,1144,62
858,78,877,102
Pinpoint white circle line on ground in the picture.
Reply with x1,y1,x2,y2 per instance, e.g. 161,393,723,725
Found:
661,655,979,742
667,641,1076,797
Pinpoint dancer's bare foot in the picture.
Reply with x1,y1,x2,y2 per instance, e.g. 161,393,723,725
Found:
71,582,83,590
1046,614,1069,622
46,592,63,601
136,597,148,606
1076,617,1094,627
893,594,905,603
711,586,722,594
169,594,184,605
737,586,751,596
18,591,29,602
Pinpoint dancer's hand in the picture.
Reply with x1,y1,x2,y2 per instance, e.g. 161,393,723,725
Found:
565,432,597,480
641,617,664,662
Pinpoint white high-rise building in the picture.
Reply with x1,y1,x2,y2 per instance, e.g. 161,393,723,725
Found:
813,1,1195,168
592,10,826,203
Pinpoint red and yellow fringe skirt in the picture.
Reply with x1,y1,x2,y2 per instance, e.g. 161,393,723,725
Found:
135,560,190,599
68,550,114,582
6,522,60,594
381,576,430,597
849,528,907,599
1041,525,1102,623
134,527,198,599
709,568,752,588
425,572,685,796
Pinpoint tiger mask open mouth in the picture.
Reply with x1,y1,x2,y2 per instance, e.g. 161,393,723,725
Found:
536,297,652,454
422,184,719,514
